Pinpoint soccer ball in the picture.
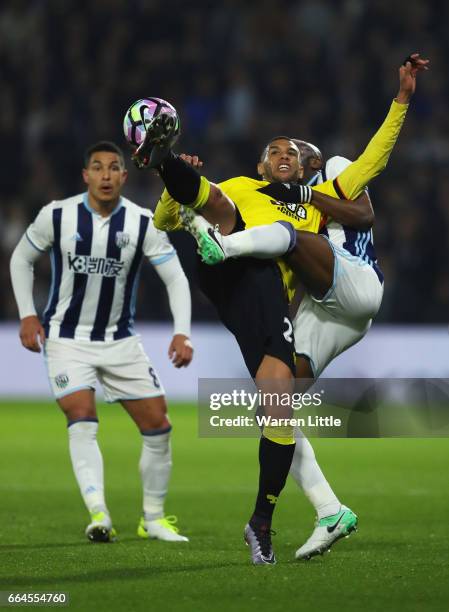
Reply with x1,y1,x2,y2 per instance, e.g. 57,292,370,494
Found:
123,97,180,148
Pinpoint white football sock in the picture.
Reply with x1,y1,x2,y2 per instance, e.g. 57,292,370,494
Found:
140,429,172,521
222,223,292,259
68,420,108,515
290,430,341,519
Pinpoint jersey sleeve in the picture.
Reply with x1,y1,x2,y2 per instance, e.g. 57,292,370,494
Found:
217,177,239,197
25,203,55,252
330,100,408,199
153,188,184,232
143,215,177,265
324,156,352,181
217,176,252,202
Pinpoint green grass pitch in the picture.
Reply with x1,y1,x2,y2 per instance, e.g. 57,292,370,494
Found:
1,401,448,612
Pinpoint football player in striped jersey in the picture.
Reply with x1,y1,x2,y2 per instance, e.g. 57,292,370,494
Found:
10,141,192,544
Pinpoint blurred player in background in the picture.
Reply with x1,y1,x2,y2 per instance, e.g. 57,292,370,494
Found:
10,141,193,543
130,54,427,564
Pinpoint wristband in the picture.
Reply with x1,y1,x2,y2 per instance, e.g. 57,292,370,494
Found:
300,185,313,203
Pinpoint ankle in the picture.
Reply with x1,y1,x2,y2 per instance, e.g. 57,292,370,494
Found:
249,514,271,530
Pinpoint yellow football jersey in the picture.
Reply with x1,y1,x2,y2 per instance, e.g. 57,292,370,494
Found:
218,100,408,299
153,100,408,301
216,177,345,298
217,176,323,233
216,177,331,298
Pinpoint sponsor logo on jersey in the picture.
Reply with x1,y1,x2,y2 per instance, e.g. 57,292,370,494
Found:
67,253,124,277
55,373,69,389
270,199,307,221
115,231,130,248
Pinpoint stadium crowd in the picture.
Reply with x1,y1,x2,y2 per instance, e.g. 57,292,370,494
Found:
1,0,448,323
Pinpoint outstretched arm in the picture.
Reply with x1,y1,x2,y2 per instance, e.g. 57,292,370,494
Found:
324,53,429,200
159,151,376,231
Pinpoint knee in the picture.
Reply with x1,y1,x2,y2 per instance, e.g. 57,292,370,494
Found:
147,413,170,432
275,221,297,253
256,355,293,381
57,389,96,424
140,406,170,433
140,419,172,437
60,404,96,424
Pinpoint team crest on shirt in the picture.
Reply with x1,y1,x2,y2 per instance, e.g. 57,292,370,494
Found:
55,373,69,389
115,231,130,248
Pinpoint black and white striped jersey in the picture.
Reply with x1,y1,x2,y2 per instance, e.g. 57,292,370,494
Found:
308,156,383,283
26,193,176,341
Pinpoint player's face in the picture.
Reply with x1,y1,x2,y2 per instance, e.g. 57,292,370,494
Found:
257,139,303,183
82,152,127,205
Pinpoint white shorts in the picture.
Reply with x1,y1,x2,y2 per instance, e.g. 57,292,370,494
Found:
43,335,165,402
293,243,384,377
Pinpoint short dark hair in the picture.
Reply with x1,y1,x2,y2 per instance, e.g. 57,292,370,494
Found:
84,141,125,168
260,135,296,161
292,139,323,163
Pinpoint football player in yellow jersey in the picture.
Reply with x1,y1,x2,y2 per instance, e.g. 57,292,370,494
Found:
131,126,354,565
194,53,427,386
130,54,428,564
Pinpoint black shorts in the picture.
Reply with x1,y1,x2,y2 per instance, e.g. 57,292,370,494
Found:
197,256,295,378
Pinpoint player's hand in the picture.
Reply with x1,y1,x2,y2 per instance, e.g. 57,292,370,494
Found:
397,53,430,103
168,334,193,368
180,153,204,169
19,315,46,353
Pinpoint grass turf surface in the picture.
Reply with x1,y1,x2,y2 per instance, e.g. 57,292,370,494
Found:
1,401,448,612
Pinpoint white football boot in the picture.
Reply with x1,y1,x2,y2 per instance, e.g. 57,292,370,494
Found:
85,510,117,543
295,505,358,560
137,516,189,542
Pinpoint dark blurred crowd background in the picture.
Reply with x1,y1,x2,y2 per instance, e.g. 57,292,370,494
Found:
1,0,448,323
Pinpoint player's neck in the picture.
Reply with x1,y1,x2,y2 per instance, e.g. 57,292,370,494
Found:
87,194,121,218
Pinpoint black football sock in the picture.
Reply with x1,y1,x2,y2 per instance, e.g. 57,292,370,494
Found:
250,436,296,527
158,151,201,205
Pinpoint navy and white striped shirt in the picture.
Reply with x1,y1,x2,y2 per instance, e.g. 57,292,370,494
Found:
26,193,176,341
307,156,383,283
